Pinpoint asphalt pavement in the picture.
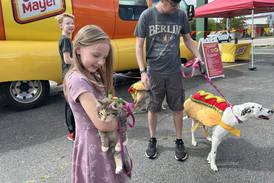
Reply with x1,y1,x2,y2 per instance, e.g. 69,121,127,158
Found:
0,47,274,183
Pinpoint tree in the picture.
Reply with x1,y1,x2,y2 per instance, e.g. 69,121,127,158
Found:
191,16,246,31
220,16,246,31
190,18,225,31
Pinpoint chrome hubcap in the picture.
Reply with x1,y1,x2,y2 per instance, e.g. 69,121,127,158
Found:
9,81,43,104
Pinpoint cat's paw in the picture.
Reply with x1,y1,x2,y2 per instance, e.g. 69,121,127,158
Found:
115,144,121,152
101,146,109,152
115,166,123,174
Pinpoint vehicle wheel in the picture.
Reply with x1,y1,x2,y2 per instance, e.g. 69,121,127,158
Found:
2,80,50,110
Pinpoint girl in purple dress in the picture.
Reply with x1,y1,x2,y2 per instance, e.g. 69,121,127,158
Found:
63,25,127,183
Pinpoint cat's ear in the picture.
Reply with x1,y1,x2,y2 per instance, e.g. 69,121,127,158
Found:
110,101,118,110
96,99,104,107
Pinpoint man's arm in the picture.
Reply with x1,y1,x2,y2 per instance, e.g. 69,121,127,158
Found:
182,33,202,60
136,37,146,72
63,52,73,65
136,37,150,89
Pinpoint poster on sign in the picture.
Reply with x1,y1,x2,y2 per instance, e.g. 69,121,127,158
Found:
201,42,225,79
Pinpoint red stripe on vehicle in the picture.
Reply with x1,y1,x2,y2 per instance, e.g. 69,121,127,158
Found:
0,0,6,40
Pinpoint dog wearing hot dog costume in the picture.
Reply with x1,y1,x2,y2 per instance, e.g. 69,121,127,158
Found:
184,90,273,172
128,80,166,113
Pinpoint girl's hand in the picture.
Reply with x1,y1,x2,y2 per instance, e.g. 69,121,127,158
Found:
141,72,150,90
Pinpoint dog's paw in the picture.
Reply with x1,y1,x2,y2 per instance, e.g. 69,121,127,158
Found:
206,137,212,142
192,141,198,146
101,146,109,152
210,163,218,172
207,153,211,163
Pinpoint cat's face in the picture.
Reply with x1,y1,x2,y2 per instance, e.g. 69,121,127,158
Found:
97,98,123,122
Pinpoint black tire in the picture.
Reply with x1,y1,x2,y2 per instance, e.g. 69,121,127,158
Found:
0,84,7,107
181,57,187,64
2,80,50,110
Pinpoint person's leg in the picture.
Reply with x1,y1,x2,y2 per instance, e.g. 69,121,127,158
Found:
145,111,158,159
148,111,157,138
145,73,165,159
166,73,188,161
173,110,183,139
65,102,75,141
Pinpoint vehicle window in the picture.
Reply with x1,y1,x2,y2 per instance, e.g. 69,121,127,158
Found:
119,0,148,21
152,0,187,11
152,0,159,6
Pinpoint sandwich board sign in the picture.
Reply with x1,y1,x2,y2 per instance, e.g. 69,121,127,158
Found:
198,38,225,79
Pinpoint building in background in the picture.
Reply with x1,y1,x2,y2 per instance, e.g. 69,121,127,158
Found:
244,12,274,37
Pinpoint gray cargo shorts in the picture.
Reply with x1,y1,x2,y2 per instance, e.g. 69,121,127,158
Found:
147,72,185,112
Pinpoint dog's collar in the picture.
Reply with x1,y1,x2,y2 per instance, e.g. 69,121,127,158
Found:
231,106,243,123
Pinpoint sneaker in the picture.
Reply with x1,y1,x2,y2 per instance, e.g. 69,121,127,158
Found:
175,139,188,161
145,137,157,159
67,132,75,141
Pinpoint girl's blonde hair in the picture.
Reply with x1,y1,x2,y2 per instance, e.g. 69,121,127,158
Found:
56,13,74,25
64,25,114,99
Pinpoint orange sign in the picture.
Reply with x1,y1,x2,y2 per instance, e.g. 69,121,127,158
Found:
235,45,247,55
12,0,66,24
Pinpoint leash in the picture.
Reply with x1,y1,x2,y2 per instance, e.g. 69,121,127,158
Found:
108,95,136,177
114,73,141,80
182,59,242,124
182,58,232,104
123,102,136,128
117,102,135,178
181,59,202,79
197,64,242,123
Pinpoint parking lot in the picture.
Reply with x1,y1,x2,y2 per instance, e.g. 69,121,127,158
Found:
0,47,274,183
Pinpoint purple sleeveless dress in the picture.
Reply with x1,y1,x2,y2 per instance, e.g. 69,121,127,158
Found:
66,71,127,183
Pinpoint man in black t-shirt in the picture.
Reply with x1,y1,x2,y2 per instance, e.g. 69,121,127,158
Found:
135,0,202,161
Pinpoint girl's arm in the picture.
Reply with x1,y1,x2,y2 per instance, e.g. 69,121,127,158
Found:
78,92,117,132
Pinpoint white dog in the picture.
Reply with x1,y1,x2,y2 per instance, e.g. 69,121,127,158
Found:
184,90,273,172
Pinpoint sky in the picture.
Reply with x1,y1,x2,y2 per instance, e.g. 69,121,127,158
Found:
185,0,214,6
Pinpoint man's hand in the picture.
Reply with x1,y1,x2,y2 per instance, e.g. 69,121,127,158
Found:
141,72,150,90
194,56,204,65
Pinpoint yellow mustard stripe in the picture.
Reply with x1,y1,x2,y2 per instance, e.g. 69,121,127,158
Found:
192,120,240,137
191,122,200,132
203,127,209,137
219,121,240,137
198,90,225,103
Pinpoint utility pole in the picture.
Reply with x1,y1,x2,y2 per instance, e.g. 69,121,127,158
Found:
196,0,208,40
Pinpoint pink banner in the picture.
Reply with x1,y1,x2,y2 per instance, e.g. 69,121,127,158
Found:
202,42,224,79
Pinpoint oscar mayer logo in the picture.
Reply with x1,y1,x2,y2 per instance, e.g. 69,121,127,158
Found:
12,0,66,24
236,46,247,55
